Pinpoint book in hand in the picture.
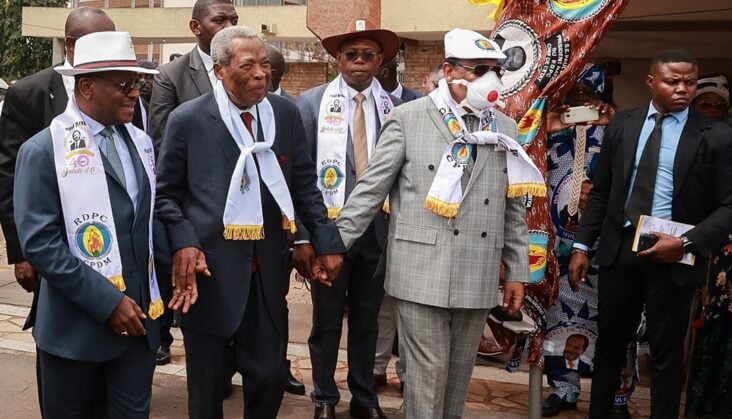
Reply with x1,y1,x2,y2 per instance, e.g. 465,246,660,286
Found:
631,215,696,266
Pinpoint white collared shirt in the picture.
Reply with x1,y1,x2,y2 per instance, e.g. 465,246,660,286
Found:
61,59,75,99
78,111,140,210
344,83,377,157
197,46,217,88
273,86,282,96
391,83,403,100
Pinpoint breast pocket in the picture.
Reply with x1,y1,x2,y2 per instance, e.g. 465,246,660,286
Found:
394,223,438,245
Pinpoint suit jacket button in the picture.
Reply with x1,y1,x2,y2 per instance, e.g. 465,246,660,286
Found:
481,232,487,238
453,229,459,236
428,164,435,170
503,168,508,173
484,199,490,204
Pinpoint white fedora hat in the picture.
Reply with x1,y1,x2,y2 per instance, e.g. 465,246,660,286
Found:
55,31,159,76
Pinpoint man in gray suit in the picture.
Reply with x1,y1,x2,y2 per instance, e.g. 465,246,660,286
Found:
295,18,401,419
336,28,534,418
147,0,238,150
14,31,162,419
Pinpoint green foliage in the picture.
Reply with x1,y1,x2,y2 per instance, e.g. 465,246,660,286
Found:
0,1,67,82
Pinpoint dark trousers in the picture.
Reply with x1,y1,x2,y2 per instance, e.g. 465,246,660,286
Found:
308,232,384,407
38,337,155,419
183,271,286,419
158,271,174,348
589,229,695,419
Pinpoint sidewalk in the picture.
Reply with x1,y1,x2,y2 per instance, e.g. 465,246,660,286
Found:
0,264,654,418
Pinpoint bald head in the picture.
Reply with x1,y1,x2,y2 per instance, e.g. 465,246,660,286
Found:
267,45,287,91
64,7,115,65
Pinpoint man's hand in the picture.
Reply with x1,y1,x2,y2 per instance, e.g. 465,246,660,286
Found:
108,296,147,336
568,251,590,292
293,243,316,279
14,261,38,293
312,254,344,286
169,247,210,313
637,232,685,264
502,282,525,316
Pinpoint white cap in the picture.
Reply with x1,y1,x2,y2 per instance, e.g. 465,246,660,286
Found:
695,75,729,107
55,31,159,77
444,28,506,61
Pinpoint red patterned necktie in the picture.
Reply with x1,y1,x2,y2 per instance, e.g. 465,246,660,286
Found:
240,111,258,272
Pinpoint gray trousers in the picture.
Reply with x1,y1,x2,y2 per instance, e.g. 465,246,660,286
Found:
373,294,405,380
394,298,488,419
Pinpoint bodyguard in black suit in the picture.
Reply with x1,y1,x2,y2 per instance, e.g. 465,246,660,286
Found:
155,26,345,419
147,0,238,150
569,50,732,419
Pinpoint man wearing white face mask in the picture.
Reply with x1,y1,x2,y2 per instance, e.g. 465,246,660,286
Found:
334,28,542,418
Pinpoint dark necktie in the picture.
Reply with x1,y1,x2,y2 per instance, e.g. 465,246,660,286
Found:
626,113,666,226
100,126,126,189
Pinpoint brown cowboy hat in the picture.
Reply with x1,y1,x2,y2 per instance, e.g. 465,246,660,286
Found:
321,18,400,63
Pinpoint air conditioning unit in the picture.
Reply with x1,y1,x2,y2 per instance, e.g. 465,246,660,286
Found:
260,23,276,34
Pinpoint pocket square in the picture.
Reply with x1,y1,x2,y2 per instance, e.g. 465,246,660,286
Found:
278,155,291,164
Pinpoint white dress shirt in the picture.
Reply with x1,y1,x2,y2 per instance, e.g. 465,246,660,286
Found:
197,46,218,88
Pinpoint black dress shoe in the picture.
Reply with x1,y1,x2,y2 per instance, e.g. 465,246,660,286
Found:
611,404,632,419
314,402,336,419
350,403,388,419
542,393,576,417
285,370,306,395
156,346,171,365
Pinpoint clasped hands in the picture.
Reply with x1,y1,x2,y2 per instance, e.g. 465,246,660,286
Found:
293,243,344,287
168,246,211,313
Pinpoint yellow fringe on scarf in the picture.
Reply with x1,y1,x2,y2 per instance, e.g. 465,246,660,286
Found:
507,183,547,198
424,196,460,218
382,200,390,214
148,298,164,320
109,275,126,292
224,224,265,240
282,217,298,234
327,207,341,220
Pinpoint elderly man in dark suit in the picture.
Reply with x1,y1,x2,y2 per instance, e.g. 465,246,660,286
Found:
14,31,162,419
569,49,732,419
295,18,401,419
155,26,345,419
147,0,237,150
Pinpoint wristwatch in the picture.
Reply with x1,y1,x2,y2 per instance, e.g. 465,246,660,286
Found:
679,235,694,252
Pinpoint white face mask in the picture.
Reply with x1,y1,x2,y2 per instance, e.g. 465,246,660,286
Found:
450,71,503,115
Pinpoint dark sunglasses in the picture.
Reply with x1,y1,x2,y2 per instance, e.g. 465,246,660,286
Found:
696,101,727,111
453,62,505,78
341,50,381,62
91,75,146,95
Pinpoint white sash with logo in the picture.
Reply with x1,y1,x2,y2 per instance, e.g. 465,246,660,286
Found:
50,97,163,319
315,75,393,218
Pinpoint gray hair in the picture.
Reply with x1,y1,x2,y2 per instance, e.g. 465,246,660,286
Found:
211,26,266,65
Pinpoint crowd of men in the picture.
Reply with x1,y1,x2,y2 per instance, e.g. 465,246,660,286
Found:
0,1,730,419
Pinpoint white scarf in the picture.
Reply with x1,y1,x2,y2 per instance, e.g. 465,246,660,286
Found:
315,75,393,218
425,78,546,218
214,82,296,240
51,97,163,319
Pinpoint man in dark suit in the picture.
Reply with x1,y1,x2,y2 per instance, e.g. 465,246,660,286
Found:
569,49,732,419
155,26,345,419
14,31,162,419
376,58,423,102
295,19,401,419
147,0,238,150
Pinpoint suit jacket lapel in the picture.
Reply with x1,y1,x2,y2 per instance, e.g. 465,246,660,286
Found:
189,48,213,96
427,105,457,146
208,97,241,165
622,109,646,186
117,126,149,224
672,112,706,198
49,72,68,116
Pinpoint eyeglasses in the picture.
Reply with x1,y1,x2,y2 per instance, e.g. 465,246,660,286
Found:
91,75,146,95
341,50,381,62
696,101,727,111
452,62,505,78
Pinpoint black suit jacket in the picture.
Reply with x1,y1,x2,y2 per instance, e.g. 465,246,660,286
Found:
0,66,68,264
576,107,732,288
155,92,345,338
148,47,212,152
400,86,423,102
